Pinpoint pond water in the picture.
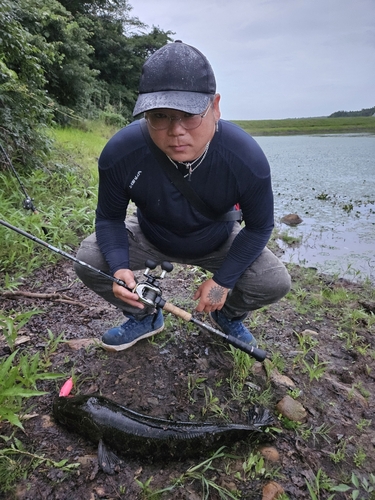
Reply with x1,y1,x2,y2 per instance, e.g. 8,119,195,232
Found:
255,134,375,284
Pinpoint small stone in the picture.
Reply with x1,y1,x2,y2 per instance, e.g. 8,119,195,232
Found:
276,395,307,422
258,446,280,463
301,329,319,336
280,213,303,226
262,481,285,500
270,368,296,389
147,397,159,406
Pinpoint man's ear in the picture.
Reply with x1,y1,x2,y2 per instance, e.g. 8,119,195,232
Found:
212,93,221,121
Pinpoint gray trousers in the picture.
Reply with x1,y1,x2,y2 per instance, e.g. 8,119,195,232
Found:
74,216,291,320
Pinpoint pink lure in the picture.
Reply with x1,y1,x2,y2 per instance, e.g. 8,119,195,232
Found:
59,377,73,397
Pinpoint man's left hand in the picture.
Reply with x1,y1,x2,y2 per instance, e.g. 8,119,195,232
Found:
193,278,229,313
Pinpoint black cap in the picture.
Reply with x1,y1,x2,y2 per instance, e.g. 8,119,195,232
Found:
133,41,216,116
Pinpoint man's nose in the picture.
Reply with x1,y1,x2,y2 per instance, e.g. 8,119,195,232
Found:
167,118,186,134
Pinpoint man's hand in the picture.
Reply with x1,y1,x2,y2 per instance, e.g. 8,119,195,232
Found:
193,278,229,313
113,269,144,309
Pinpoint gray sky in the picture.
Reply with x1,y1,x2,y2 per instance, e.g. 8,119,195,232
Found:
129,0,375,120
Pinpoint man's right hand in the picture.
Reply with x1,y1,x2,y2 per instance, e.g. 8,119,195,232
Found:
112,269,144,309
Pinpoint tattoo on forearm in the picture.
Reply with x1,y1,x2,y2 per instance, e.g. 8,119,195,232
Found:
207,285,225,305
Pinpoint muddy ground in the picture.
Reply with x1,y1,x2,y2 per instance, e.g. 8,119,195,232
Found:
1,257,375,499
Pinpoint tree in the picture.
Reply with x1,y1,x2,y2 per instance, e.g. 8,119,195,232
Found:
89,21,172,118
18,0,100,116
0,0,54,169
60,0,173,117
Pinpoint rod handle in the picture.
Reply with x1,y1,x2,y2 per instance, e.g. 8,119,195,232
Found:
224,335,267,362
163,301,192,321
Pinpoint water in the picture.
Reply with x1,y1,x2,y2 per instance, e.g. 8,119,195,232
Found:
255,134,375,284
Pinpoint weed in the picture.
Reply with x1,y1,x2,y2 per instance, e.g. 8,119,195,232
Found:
0,435,79,493
176,447,240,500
202,386,225,418
353,447,366,467
331,472,375,499
294,331,319,358
189,266,213,287
269,351,287,373
356,418,372,431
316,192,330,200
41,330,66,367
301,354,329,382
135,476,156,498
0,350,64,428
0,309,43,352
330,439,348,464
278,231,302,246
305,468,335,499
247,384,274,407
235,451,273,481
227,345,255,386
136,447,241,499
287,388,302,399
187,374,207,403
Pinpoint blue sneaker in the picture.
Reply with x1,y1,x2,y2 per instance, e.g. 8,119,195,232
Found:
102,309,164,352
209,310,257,347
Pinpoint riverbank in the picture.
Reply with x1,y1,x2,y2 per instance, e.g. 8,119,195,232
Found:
233,116,375,136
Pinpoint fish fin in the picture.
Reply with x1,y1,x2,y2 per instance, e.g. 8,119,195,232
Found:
247,406,274,427
98,439,121,475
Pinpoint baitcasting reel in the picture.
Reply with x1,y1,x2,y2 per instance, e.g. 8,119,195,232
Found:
133,260,173,308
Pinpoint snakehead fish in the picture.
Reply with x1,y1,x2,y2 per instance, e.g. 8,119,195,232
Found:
53,394,272,469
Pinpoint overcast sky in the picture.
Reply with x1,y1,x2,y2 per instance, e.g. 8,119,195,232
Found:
129,0,374,120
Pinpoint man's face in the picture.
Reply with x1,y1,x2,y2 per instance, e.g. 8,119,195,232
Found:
146,94,221,162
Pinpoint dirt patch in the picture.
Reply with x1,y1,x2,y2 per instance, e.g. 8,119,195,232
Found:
1,259,375,499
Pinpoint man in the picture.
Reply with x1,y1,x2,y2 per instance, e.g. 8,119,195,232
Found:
74,40,291,351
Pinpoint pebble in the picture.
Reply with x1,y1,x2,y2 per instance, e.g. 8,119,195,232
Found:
258,446,280,463
276,395,307,422
280,213,303,226
262,481,285,500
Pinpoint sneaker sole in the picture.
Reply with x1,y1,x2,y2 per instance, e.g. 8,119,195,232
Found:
101,325,165,352
209,312,258,348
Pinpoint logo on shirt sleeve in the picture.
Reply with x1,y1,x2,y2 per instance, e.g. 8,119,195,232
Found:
129,170,142,189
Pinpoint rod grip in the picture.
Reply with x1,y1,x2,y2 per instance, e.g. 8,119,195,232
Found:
163,301,192,322
225,335,267,362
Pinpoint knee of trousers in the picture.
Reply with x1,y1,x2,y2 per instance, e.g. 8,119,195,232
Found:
258,265,292,303
73,240,109,285
234,264,292,308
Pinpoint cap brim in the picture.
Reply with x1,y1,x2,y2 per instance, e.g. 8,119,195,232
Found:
133,91,212,117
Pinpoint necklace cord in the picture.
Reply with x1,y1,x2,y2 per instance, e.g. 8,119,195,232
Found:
166,141,210,181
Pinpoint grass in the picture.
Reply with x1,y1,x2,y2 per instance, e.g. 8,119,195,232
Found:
0,120,117,278
233,116,375,136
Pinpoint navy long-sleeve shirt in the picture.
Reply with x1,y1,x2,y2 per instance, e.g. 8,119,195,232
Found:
95,119,274,289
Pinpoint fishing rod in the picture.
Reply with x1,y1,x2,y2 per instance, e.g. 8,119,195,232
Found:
0,143,38,213
0,219,267,362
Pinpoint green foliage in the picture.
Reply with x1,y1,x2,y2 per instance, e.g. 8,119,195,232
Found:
305,468,335,500
0,0,54,170
88,21,172,120
0,0,172,174
0,159,97,277
331,472,375,499
0,350,63,429
0,435,79,494
329,106,375,117
234,116,375,136
0,309,42,352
